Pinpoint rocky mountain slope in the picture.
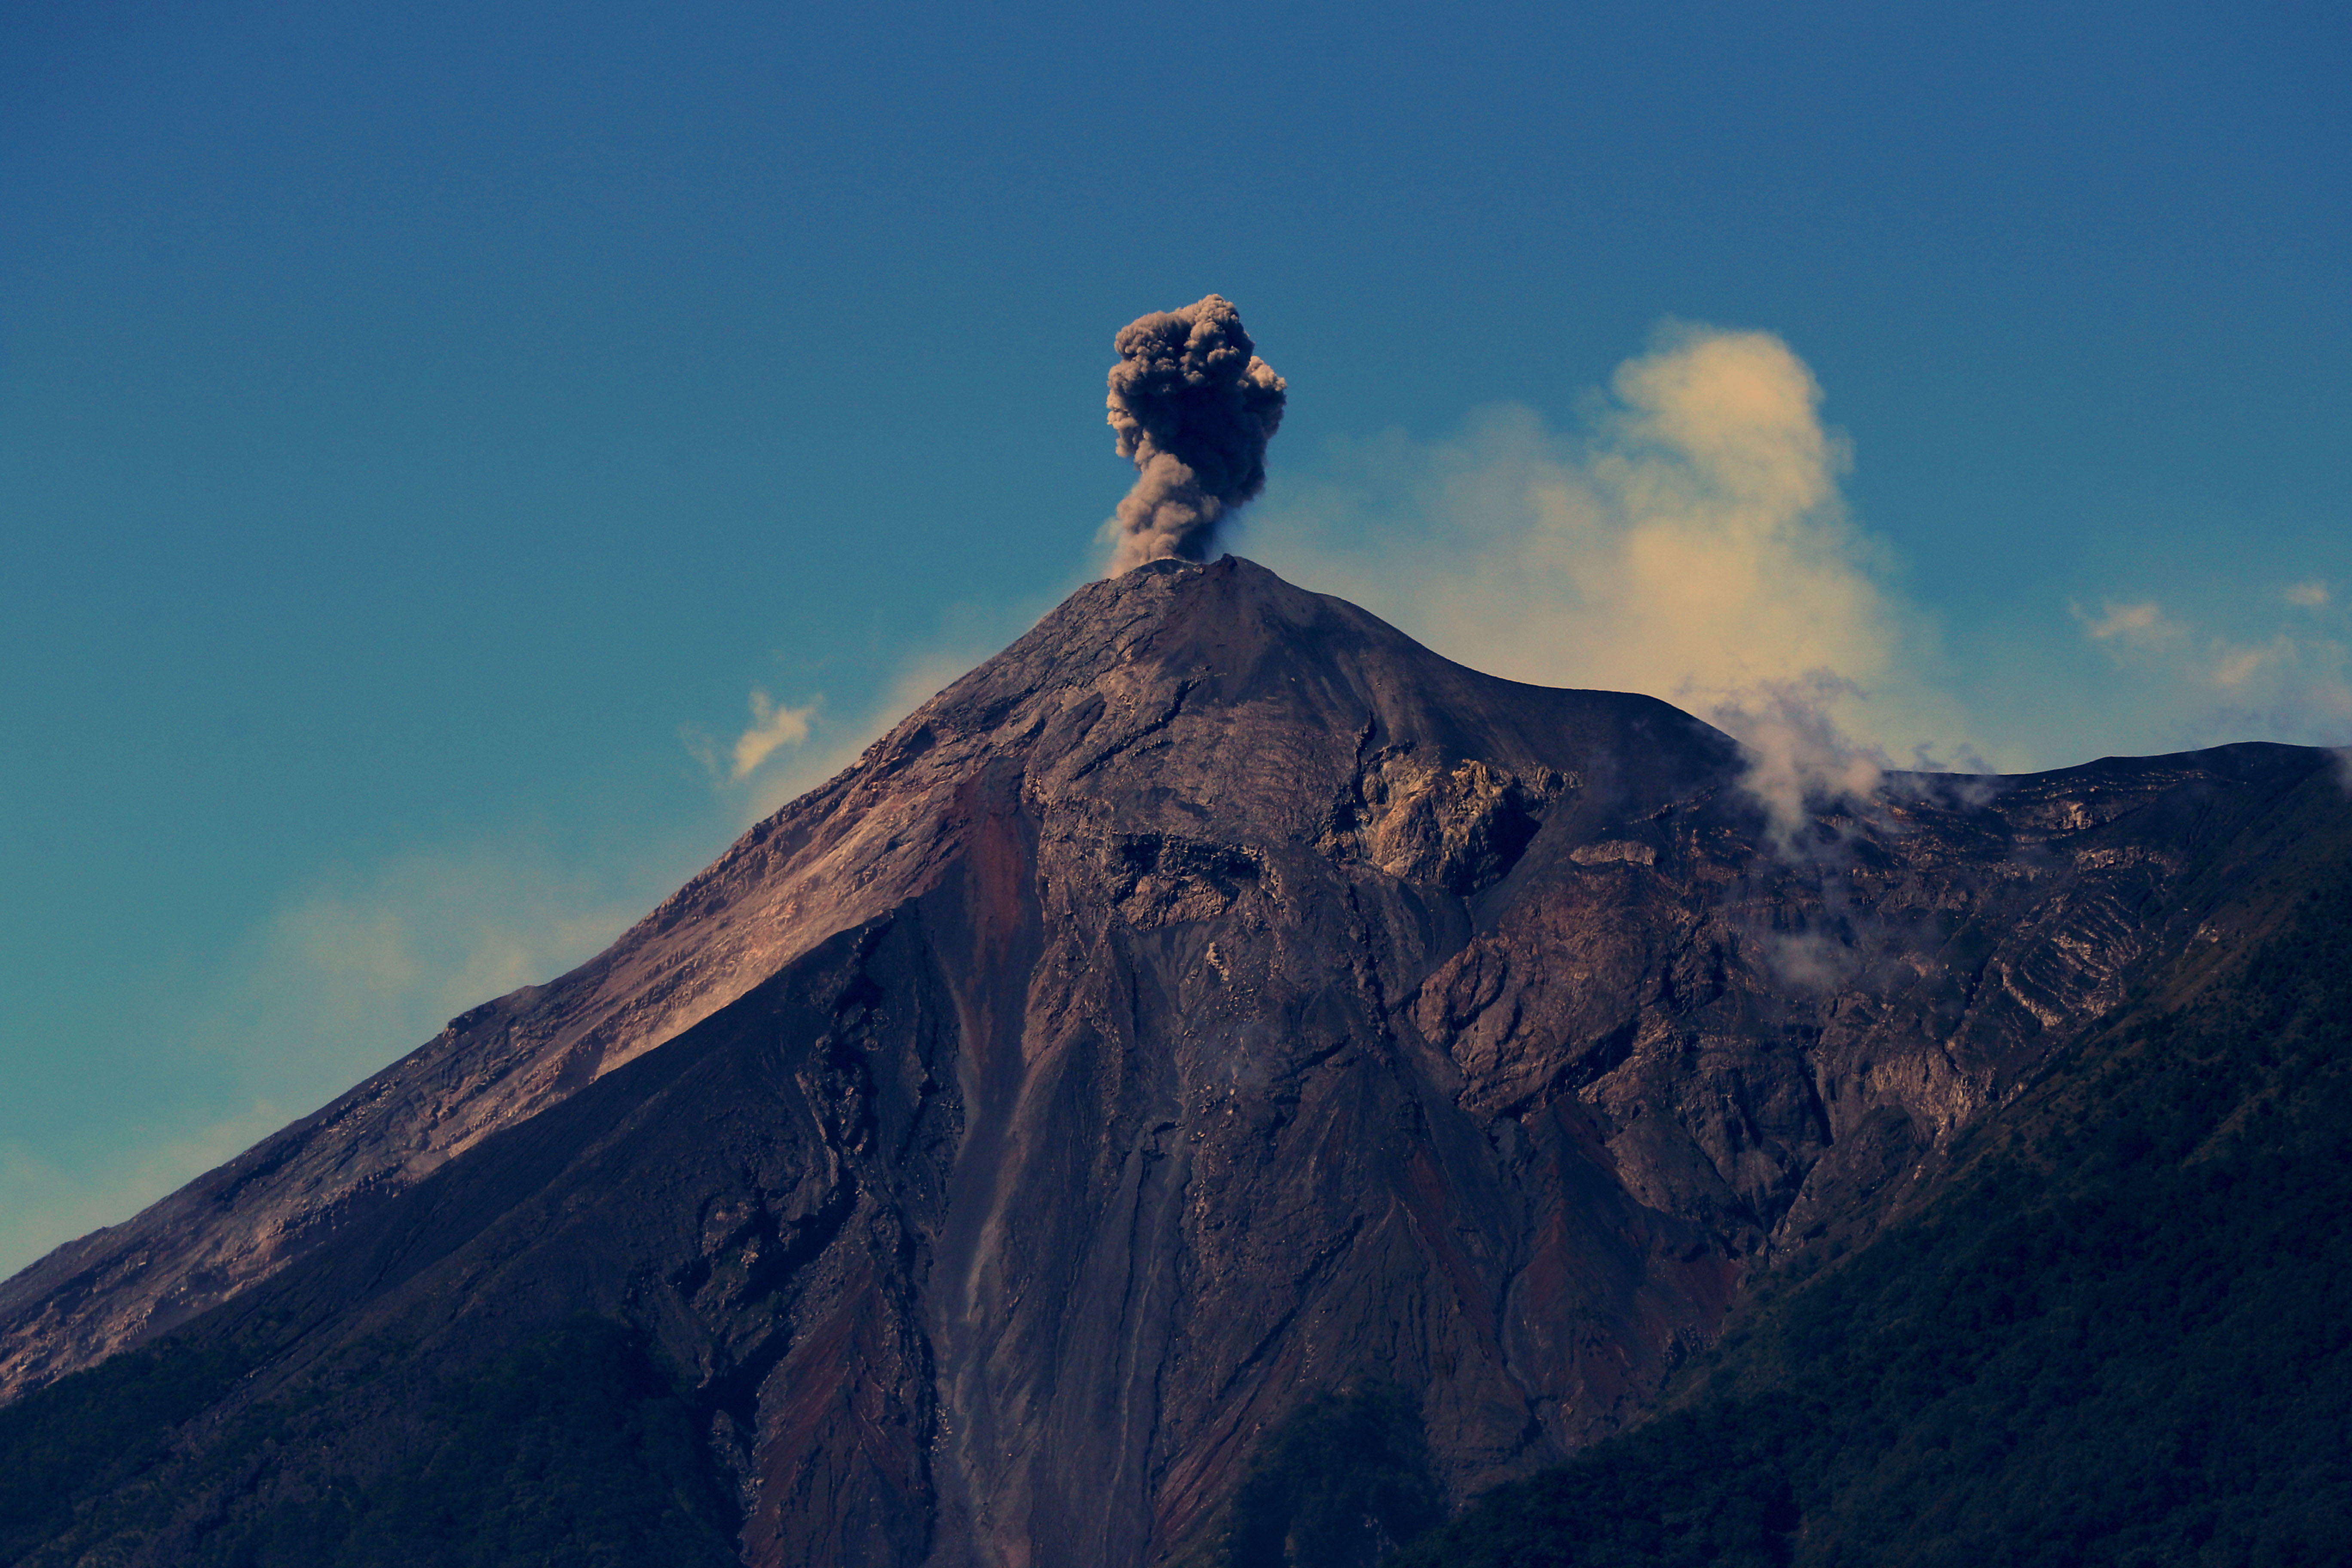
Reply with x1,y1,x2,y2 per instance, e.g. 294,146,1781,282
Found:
1,557,2341,1567
1393,784,2352,1566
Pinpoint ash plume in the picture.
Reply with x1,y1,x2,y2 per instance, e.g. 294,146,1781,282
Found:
1103,294,1287,573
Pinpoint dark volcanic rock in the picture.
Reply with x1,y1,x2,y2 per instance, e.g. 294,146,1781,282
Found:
1,556,2341,1567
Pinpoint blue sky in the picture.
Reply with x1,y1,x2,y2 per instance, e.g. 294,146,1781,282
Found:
3,0,2346,1273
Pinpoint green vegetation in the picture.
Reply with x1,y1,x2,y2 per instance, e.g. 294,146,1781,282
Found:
1203,1382,1447,1568
1387,1406,1800,1568
1396,873,2352,1566
0,1315,738,1567
221,1315,738,1568
0,1335,248,1563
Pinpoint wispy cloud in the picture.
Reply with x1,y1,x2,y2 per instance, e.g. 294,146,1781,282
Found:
2075,600,2182,646
730,690,818,778
193,843,667,1106
0,834,699,1280
715,584,1078,825
2210,639,2281,690
740,654,965,819
683,689,821,782
0,1107,283,1281
2074,595,2352,750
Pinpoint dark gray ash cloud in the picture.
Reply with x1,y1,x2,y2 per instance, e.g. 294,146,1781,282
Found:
1104,294,1286,573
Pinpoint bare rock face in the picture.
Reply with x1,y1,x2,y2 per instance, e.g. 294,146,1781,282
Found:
1,556,2339,1567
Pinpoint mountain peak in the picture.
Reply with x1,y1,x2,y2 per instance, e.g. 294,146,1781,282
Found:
0,556,1722,1409
3,560,2343,1566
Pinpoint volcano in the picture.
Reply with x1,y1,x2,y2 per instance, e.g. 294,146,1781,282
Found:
3,558,2347,1567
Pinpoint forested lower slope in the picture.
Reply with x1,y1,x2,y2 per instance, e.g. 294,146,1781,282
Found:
1390,830,2352,1568
0,1315,736,1567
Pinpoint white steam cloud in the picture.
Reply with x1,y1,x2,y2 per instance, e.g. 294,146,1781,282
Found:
1710,677,1893,851
1246,325,2350,776
1246,324,1975,829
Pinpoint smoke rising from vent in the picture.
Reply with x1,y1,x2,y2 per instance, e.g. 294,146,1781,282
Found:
1103,294,1287,573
